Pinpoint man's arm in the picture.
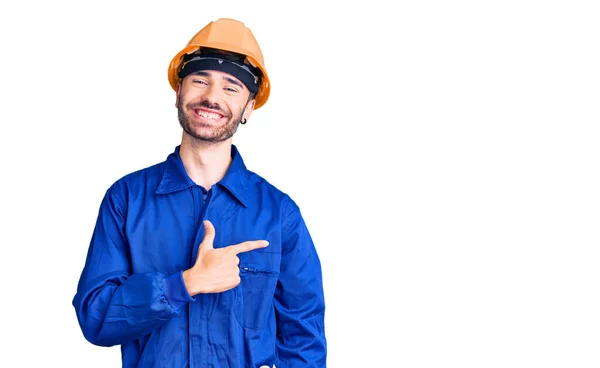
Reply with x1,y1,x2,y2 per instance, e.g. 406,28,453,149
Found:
274,197,327,367
72,186,194,347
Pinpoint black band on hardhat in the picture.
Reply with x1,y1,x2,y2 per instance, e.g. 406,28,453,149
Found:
178,51,260,94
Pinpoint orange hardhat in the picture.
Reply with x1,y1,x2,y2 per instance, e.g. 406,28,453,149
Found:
168,18,271,110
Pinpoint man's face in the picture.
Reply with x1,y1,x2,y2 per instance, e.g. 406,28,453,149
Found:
176,70,255,143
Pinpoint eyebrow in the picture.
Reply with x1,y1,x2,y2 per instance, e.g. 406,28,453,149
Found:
190,71,245,90
223,76,244,89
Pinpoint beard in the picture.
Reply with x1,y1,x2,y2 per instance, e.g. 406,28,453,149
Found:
178,98,245,143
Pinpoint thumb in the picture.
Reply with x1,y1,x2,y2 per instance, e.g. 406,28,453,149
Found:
200,220,215,250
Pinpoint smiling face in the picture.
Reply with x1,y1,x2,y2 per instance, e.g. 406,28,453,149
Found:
176,70,255,144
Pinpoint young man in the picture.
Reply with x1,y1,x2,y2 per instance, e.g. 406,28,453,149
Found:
73,18,327,367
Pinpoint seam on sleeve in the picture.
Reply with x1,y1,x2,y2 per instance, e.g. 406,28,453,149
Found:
281,195,297,237
108,186,127,217
281,195,301,257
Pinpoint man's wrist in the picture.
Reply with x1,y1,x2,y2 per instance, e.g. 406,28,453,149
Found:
182,269,199,297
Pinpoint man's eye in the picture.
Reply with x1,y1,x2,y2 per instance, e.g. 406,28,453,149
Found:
225,87,239,93
193,80,208,85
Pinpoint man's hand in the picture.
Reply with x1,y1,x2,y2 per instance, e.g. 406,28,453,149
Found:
183,220,269,296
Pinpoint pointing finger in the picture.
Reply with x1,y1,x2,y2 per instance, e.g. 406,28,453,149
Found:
230,240,269,255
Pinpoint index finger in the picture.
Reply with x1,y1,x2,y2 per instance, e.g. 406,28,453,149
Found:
229,240,269,255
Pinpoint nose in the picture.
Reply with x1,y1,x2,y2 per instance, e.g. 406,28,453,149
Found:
202,84,221,106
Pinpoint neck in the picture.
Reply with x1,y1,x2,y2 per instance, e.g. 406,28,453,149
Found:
179,136,233,190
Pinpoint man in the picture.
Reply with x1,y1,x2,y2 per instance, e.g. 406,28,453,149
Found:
72,18,327,367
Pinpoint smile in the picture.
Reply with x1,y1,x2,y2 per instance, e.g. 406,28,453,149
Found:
193,109,224,121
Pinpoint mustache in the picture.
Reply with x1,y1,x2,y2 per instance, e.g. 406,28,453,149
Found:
187,100,228,115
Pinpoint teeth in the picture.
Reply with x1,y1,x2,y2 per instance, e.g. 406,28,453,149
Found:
197,110,221,120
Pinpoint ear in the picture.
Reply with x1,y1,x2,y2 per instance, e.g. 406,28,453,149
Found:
175,83,181,108
243,98,255,120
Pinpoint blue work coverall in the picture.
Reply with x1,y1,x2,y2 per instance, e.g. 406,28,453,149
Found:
72,145,327,367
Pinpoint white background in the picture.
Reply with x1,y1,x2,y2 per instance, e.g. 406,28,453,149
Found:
0,0,599,367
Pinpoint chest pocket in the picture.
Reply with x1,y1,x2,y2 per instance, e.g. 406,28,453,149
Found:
235,263,280,330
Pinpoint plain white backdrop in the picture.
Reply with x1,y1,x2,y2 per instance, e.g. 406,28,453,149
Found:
1,0,599,367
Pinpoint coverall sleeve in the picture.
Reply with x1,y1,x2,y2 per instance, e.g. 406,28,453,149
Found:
274,197,327,367
72,187,194,347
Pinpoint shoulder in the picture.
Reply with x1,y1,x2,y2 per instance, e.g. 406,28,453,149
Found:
105,160,166,203
245,169,300,220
